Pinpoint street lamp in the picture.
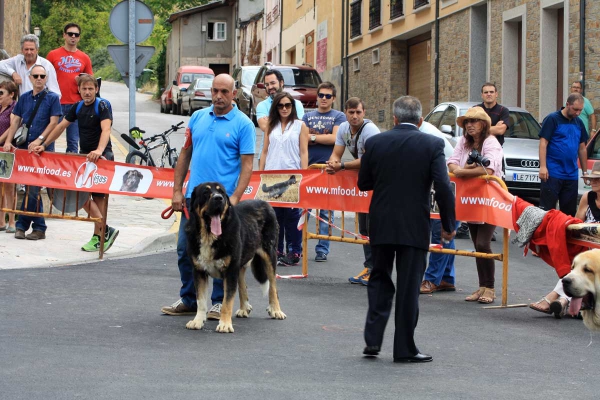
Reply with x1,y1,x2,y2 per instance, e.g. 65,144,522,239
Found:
33,27,41,37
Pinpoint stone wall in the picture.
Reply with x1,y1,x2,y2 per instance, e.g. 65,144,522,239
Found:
348,40,408,131
3,0,30,56
436,8,470,104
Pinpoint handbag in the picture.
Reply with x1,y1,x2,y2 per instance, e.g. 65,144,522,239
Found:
12,89,47,147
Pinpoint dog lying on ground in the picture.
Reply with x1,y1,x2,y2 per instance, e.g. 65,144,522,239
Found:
120,170,143,192
562,249,600,330
262,175,297,199
185,182,286,333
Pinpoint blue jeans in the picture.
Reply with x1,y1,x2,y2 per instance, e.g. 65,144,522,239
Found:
60,104,79,153
177,198,223,308
424,219,460,285
16,185,46,233
539,176,579,216
313,209,333,255
273,207,302,254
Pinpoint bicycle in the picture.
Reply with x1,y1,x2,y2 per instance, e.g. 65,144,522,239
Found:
121,121,184,168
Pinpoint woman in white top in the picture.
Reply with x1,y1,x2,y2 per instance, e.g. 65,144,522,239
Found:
259,92,309,266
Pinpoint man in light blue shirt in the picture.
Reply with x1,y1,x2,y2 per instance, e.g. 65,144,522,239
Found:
256,69,304,158
162,74,256,322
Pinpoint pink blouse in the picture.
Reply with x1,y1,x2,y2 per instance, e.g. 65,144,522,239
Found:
447,135,504,178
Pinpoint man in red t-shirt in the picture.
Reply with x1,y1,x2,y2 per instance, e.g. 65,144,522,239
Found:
46,23,93,153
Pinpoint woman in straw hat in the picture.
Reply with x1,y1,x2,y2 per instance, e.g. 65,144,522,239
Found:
447,106,504,304
530,161,600,318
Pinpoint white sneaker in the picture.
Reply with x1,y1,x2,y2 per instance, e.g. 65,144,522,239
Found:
207,303,222,320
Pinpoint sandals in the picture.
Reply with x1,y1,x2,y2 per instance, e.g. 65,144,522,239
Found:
550,297,569,319
478,288,495,304
529,296,552,314
0,225,7,231
6,226,16,234
465,287,485,302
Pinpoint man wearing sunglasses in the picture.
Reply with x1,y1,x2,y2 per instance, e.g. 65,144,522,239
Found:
2,64,61,241
0,34,60,96
47,23,93,154
302,81,347,262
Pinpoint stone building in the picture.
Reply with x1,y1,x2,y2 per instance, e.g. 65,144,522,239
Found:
2,0,31,57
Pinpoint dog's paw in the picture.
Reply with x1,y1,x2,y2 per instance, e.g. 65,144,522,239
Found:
216,321,235,333
235,302,253,318
186,319,205,330
266,306,287,320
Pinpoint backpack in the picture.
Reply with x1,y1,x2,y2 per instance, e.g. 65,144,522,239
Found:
75,97,112,118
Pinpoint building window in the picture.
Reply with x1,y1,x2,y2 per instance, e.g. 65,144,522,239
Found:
413,0,429,9
208,22,226,41
352,56,360,71
369,0,381,30
372,48,380,64
390,0,403,19
350,1,362,39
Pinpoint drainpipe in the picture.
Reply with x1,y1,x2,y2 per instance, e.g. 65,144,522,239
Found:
340,0,345,103
434,0,440,105
344,2,349,104
279,0,283,63
580,0,586,95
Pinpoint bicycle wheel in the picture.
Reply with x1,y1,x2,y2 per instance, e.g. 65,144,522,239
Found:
169,149,179,168
126,150,153,166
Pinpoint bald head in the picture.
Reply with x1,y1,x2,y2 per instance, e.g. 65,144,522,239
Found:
214,74,235,91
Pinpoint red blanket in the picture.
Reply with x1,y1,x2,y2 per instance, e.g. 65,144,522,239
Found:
512,197,587,278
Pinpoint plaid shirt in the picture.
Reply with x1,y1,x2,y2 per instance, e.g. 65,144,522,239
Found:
0,100,15,136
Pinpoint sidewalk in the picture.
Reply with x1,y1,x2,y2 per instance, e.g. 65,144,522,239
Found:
0,130,179,270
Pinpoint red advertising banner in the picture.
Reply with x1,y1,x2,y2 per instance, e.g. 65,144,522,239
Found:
0,150,514,229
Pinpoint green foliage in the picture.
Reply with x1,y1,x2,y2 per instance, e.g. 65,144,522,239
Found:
31,0,212,84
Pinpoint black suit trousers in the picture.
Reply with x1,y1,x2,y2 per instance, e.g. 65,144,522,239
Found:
364,244,427,358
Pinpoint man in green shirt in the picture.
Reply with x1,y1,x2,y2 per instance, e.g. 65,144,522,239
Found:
569,81,596,136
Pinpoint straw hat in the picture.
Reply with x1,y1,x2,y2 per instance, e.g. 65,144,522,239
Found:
456,107,492,129
582,161,600,179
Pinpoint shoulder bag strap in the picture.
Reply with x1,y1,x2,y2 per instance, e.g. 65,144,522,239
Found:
24,89,48,128
349,121,369,159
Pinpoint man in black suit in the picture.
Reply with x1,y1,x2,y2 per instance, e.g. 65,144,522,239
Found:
358,96,456,363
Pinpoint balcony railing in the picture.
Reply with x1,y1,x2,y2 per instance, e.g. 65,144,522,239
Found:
414,0,429,9
390,0,403,19
369,0,381,30
350,1,362,38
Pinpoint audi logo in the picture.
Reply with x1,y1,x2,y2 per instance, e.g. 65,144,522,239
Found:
520,160,540,168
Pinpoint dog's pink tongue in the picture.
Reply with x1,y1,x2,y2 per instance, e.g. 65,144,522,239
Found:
211,216,222,236
569,297,583,317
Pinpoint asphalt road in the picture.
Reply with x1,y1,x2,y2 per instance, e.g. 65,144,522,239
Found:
1,234,600,399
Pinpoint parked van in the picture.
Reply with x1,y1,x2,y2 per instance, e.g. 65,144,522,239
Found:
170,66,214,115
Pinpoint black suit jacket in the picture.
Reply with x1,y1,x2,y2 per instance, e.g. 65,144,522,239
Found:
358,123,456,249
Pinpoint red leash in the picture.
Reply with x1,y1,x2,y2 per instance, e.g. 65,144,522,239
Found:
162,204,189,220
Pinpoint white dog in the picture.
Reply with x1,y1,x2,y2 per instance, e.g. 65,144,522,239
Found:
562,249,600,331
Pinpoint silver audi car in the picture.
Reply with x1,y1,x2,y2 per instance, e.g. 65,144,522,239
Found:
424,102,542,196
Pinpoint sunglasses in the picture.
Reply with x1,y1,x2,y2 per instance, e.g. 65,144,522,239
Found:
318,93,333,99
584,178,600,185
464,119,481,124
66,32,81,37
31,74,46,79
277,102,293,110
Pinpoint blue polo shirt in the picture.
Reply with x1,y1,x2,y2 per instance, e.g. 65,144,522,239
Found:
186,104,255,198
12,89,61,149
539,110,587,180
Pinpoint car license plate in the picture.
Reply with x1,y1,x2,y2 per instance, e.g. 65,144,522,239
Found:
512,173,540,183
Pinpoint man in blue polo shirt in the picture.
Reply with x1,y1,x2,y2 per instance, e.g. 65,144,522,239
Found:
2,64,61,240
162,74,255,322
539,92,588,216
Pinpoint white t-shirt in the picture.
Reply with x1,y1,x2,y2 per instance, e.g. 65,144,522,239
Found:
264,119,304,170
334,119,380,159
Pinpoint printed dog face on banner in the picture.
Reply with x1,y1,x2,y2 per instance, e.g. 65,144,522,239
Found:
109,165,153,194
0,152,15,179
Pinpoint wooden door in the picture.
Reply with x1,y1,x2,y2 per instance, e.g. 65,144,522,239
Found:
305,30,315,67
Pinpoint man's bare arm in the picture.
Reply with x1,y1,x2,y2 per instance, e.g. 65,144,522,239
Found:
230,154,254,205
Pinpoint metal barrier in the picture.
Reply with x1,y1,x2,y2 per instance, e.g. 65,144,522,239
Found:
298,165,525,309
0,182,109,259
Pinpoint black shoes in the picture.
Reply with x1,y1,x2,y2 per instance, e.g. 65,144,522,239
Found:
363,346,381,356
393,353,433,363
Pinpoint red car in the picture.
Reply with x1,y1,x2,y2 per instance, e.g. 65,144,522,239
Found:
160,84,174,113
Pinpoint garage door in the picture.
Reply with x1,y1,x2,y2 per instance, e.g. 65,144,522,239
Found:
408,40,431,115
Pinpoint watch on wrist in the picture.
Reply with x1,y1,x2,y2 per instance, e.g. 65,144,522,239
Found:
341,161,345,170
310,134,316,143
38,135,45,143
